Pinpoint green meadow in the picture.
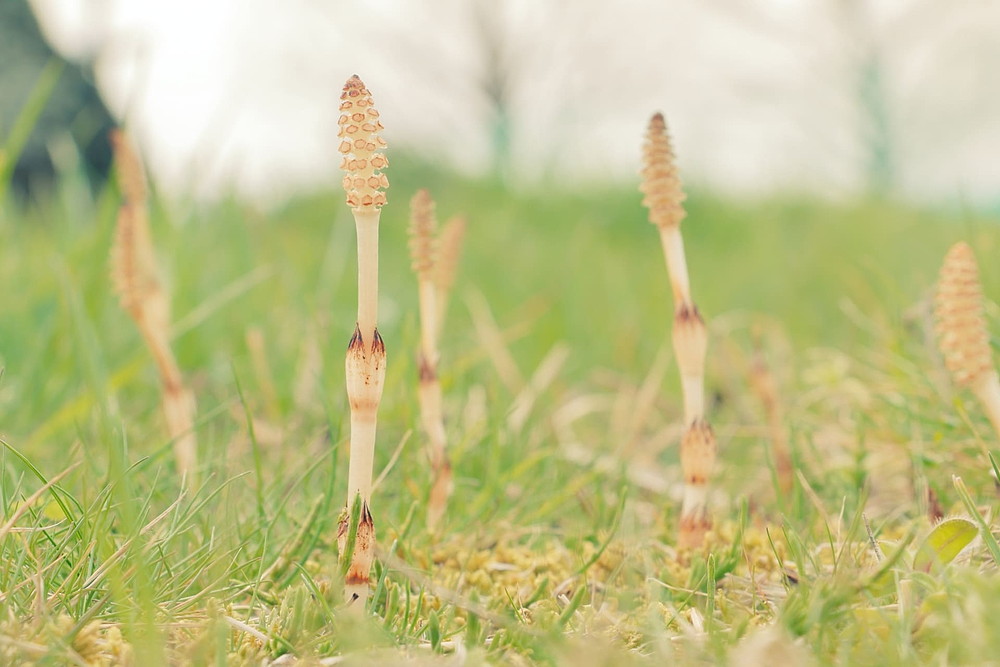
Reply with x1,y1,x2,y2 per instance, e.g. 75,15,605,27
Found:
3,143,1000,665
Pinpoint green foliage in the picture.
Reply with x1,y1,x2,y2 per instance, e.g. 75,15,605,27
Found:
0,59,63,203
913,518,977,572
2,148,1000,663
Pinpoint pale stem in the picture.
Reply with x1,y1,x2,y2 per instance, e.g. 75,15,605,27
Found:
681,483,708,518
354,209,381,345
346,414,377,506
163,386,197,475
771,423,793,495
427,465,452,530
419,379,447,463
419,274,449,526
435,288,451,341
680,376,705,423
345,582,370,610
658,225,691,305
139,315,197,477
138,318,182,390
418,279,438,365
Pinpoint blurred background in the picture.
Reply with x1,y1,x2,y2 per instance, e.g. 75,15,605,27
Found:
4,0,1000,206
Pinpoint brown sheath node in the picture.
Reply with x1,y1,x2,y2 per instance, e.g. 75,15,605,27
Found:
371,328,385,356
675,302,702,322
681,419,716,484
343,502,376,586
678,513,712,551
347,324,386,357
348,323,364,351
418,353,437,382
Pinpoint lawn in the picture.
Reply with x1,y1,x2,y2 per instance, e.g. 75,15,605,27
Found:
2,149,1000,665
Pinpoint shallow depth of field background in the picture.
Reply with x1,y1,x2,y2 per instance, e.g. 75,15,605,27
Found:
23,0,1000,204
3,1,1000,665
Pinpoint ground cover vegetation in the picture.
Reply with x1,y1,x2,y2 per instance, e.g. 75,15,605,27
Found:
2,75,1000,665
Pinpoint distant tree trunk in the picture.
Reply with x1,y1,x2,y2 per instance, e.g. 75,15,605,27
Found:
839,0,895,196
471,0,513,180
859,47,894,195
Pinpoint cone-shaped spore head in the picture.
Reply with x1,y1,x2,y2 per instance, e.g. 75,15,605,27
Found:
110,128,148,206
110,205,160,319
640,112,686,229
338,75,388,211
935,242,994,387
408,188,437,276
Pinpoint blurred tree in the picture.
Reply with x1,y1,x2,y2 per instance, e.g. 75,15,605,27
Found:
0,0,114,203
836,0,895,196
373,0,629,185
471,0,513,179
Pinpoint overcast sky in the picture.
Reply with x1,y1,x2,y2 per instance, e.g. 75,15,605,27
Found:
29,0,1000,205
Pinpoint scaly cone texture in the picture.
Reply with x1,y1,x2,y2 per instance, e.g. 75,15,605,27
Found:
640,113,714,549
934,242,1000,440
336,75,388,606
408,189,452,528
639,113,686,230
109,129,197,478
409,189,437,276
339,75,389,214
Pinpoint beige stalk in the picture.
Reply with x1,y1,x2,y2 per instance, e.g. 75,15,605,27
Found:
640,112,715,549
109,129,197,479
408,189,453,527
934,242,1000,438
335,75,388,606
748,341,793,497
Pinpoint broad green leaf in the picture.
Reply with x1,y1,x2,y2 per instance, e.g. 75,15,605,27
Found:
913,518,978,572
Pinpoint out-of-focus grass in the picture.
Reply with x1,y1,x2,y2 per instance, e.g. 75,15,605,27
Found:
2,148,1000,664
